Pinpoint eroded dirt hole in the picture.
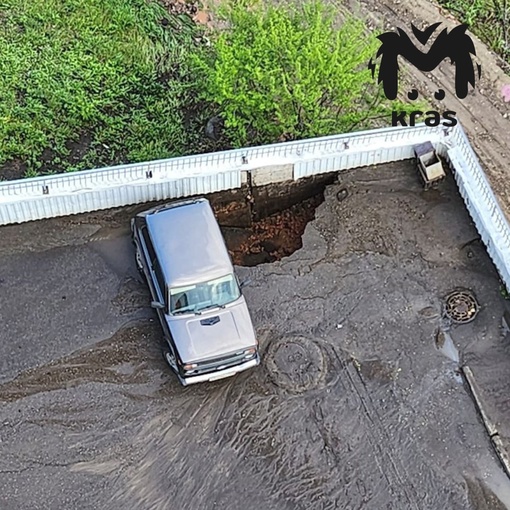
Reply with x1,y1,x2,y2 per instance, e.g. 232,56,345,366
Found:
220,193,324,266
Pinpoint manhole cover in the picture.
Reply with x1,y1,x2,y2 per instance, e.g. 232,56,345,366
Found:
444,290,479,324
266,337,325,393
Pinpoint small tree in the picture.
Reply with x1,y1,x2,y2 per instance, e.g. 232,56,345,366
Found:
197,0,394,147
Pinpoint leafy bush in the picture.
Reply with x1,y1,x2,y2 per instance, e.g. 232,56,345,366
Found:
195,0,399,147
0,0,207,175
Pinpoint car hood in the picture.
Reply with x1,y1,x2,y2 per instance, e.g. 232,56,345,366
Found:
166,297,257,363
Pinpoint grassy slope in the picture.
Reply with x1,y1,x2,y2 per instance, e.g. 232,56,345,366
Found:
0,0,428,180
0,0,206,177
437,0,510,67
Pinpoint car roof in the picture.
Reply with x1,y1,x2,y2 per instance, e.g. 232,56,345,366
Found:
145,198,234,288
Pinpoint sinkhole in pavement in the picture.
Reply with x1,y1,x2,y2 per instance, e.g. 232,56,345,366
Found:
221,192,325,267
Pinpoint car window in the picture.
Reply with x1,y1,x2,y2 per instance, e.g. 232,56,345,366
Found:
169,274,241,314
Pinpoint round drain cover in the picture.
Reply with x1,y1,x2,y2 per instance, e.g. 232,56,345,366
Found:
266,337,325,393
444,290,479,324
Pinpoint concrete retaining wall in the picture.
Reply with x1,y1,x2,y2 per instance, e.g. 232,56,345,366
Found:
1,123,509,291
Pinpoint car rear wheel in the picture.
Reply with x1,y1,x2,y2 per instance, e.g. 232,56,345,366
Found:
132,236,145,277
135,248,144,276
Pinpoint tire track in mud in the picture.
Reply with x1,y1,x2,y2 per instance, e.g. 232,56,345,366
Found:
207,333,474,509
341,359,418,509
108,379,241,510
217,389,332,507
344,345,476,508
207,340,415,509
0,321,161,403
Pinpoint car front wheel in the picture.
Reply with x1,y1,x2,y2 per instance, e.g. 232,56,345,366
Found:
163,347,178,373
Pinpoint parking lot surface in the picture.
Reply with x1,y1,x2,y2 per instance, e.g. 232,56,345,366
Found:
1,161,510,509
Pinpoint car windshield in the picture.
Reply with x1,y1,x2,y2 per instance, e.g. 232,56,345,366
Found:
169,274,241,314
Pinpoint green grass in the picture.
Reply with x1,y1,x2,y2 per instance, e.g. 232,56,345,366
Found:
437,0,510,65
0,0,416,178
0,0,209,175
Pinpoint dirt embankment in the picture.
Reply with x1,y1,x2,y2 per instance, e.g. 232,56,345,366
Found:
351,0,510,219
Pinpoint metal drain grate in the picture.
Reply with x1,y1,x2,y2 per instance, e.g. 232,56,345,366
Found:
444,290,479,324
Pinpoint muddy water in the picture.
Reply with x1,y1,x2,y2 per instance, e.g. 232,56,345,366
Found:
436,329,461,363
0,322,161,403
1,323,506,510
88,226,136,276
101,339,502,510
466,476,510,510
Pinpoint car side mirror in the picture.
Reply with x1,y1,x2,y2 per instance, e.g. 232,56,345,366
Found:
151,301,165,310
240,278,252,288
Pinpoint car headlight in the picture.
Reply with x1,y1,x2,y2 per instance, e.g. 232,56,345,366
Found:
243,347,257,358
183,363,198,371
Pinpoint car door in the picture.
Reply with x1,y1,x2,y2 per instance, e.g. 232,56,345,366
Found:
138,224,180,370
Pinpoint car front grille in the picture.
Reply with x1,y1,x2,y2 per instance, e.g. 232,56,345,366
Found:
186,350,256,376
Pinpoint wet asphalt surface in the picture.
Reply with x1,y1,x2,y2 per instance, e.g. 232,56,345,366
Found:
2,161,510,509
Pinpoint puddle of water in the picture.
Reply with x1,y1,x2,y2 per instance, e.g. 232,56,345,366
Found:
484,469,510,510
474,457,510,510
452,370,464,384
435,329,460,363
466,476,509,510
